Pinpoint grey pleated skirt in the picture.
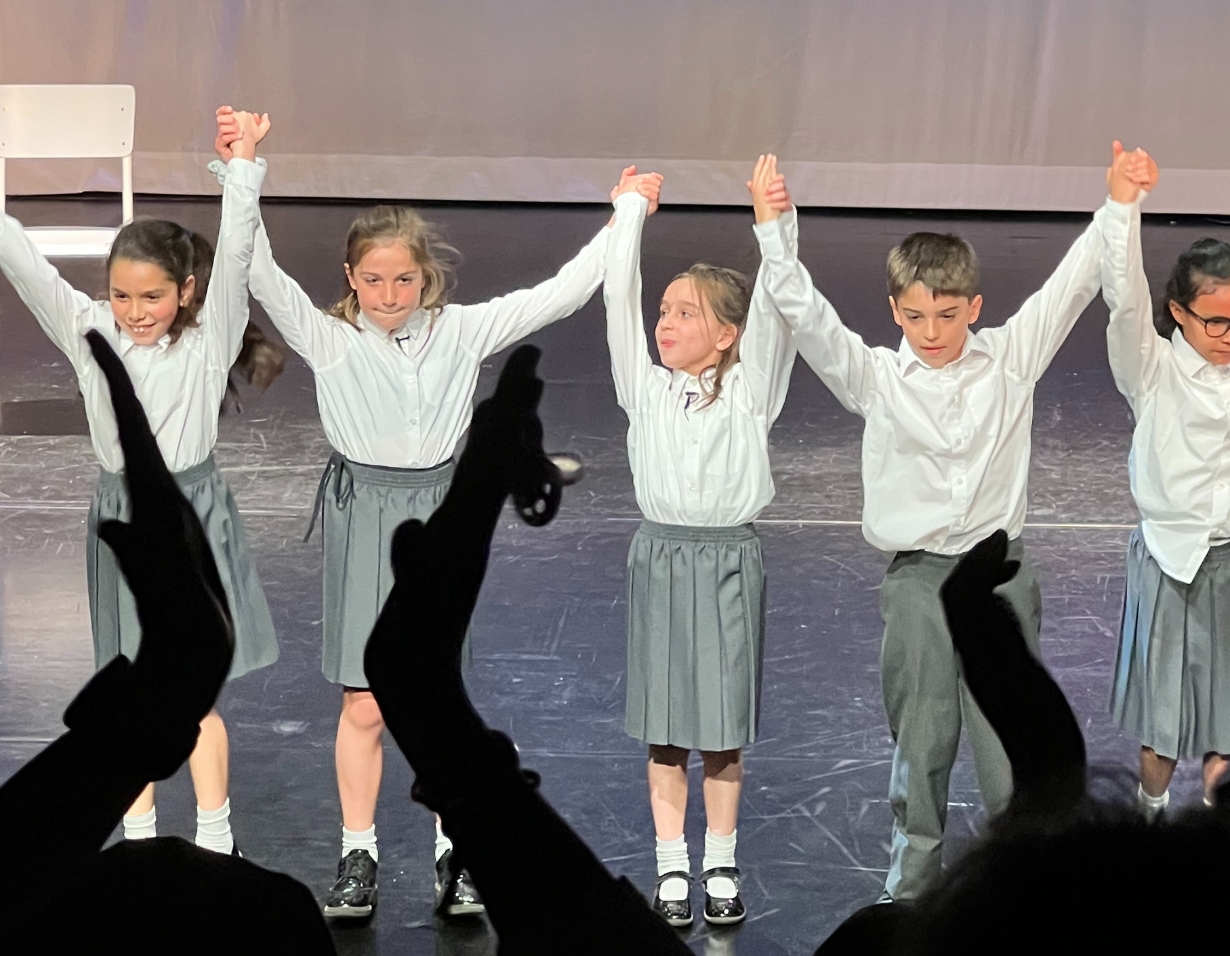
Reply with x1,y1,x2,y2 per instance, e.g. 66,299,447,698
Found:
624,519,766,752
86,455,279,682
1112,528,1230,759
310,451,455,689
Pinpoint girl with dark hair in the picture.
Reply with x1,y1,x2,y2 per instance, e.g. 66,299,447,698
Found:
602,158,796,927
0,110,278,856
1103,152,1230,817
213,108,618,919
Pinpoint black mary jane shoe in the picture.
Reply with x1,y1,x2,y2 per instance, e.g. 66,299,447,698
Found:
652,870,694,928
701,866,746,925
434,850,485,918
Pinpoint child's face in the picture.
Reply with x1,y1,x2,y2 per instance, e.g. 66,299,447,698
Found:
890,282,983,369
655,277,736,377
1172,285,1230,366
346,241,423,332
109,258,192,346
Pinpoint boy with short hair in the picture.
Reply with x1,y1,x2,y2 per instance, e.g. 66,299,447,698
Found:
751,148,1154,900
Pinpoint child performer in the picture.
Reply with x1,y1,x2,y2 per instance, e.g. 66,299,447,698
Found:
0,110,278,855
756,148,1145,901
603,159,797,927
214,109,630,920
1102,153,1230,817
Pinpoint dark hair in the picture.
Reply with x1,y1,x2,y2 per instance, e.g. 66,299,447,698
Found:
887,232,979,300
1156,238,1230,338
106,219,215,343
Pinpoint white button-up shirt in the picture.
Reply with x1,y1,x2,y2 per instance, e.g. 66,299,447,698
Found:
248,214,611,468
758,198,1131,554
604,192,796,527
0,158,266,473
1105,201,1230,583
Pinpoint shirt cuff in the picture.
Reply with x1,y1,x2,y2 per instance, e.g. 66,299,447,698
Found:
613,191,648,214
753,213,790,259
206,156,268,188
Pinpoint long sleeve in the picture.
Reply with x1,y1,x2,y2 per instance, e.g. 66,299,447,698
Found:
603,193,656,412
754,209,878,417
199,158,266,369
989,198,1130,383
0,213,103,372
248,215,350,373
456,220,611,360
1103,199,1158,407
741,213,798,423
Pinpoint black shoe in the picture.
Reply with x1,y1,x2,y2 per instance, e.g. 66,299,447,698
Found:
652,871,693,928
323,849,378,918
434,850,485,918
701,867,746,925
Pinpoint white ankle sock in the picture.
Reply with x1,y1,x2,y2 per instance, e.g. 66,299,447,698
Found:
655,835,690,902
342,824,379,864
195,799,234,855
434,818,453,863
1138,784,1169,820
702,829,738,898
123,807,157,841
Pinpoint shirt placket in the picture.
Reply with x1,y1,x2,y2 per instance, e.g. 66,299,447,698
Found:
944,368,970,531
1213,379,1230,531
683,389,703,504
395,334,422,441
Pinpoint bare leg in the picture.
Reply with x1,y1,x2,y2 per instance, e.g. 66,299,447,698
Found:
126,783,155,817
1140,746,1178,798
187,709,229,811
1203,752,1230,802
336,689,385,830
647,745,689,840
700,749,743,836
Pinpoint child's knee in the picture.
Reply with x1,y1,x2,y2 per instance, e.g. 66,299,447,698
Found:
342,691,385,735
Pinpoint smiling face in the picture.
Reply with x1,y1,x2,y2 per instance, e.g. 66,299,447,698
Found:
345,241,423,332
655,276,737,377
108,258,193,346
1172,284,1230,366
890,282,983,369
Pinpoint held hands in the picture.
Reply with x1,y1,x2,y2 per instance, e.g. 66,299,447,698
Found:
610,165,665,216
747,153,792,224
1106,140,1159,203
213,105,272,163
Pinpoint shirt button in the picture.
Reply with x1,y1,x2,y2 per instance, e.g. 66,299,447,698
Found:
1219,482,1227,491
410,418,418,426
954,476,965,486
407,375,416,384
691,438,699,445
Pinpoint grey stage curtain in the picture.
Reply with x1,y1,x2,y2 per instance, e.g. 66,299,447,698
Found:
1,0,1227,212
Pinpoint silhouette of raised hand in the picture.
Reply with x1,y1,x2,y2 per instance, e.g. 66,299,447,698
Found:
941,530,1086,812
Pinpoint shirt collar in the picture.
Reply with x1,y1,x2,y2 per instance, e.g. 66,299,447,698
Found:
669,365,717,391
357,310,430,341
895,330,990,374
1170,328,1220,381
116,326,173,355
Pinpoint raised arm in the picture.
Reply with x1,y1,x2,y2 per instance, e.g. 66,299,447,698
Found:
1104,148,1161,405
603,172,663,412
214,107,349,372
991,143,1147,383
456,216,614,360
741,155,798,422
752,157,877,417
0,213,102,371
198,109,267,368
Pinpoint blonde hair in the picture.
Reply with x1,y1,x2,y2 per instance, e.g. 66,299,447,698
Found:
327,206,459,326
886,232,979,301
673,263,752,408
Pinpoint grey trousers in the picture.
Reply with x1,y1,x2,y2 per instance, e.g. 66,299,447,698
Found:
879,539,1042,900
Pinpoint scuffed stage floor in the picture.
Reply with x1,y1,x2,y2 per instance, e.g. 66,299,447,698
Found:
1,195,1224,954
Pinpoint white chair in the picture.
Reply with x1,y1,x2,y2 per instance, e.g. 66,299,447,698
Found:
0,84,135,257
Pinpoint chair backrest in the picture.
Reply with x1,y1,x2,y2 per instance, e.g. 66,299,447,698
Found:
0,84,135,159
0,84,136,226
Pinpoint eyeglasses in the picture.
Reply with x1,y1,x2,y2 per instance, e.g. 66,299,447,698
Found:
1181,303,1230,338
